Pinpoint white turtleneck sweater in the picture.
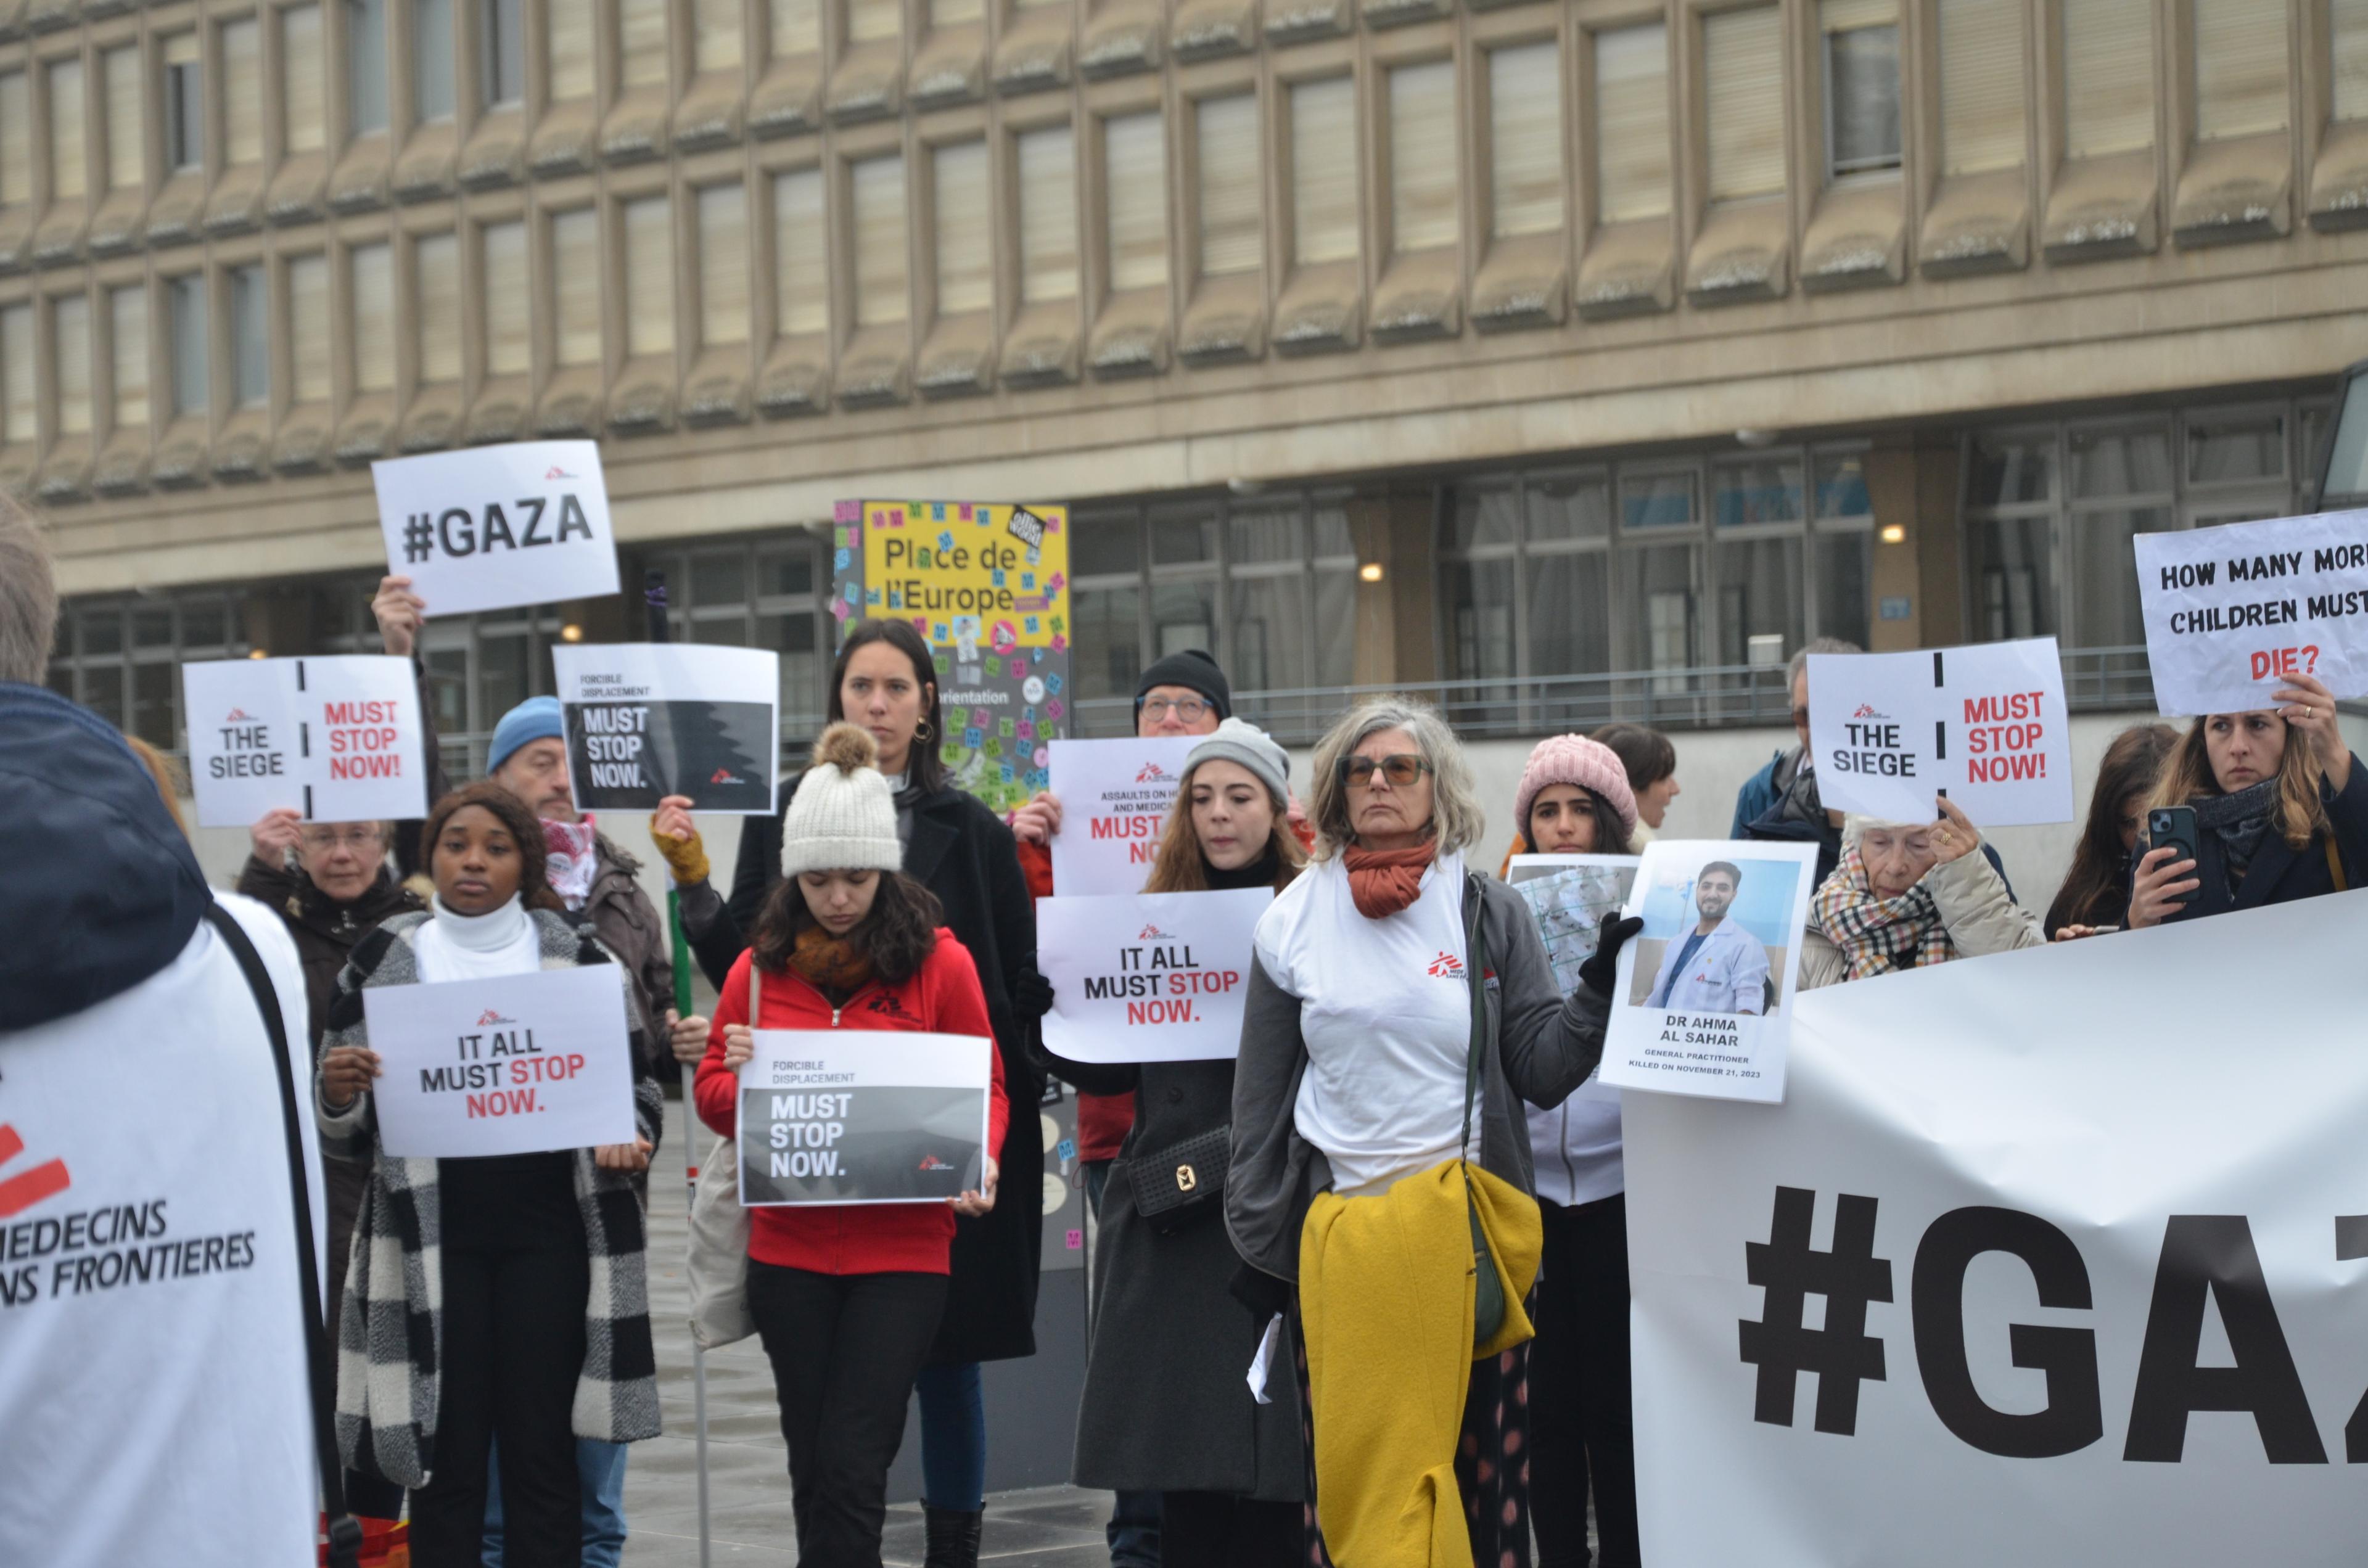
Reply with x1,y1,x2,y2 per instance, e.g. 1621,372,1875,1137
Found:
413,895,539,983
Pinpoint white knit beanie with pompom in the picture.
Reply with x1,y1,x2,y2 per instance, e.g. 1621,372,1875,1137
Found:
781,723,904,876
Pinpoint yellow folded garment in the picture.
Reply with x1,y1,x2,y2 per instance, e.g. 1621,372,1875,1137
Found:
1299,1160,1542,1568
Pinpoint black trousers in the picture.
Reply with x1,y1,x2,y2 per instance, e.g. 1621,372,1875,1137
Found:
1531,1194,1640,1568
747,1261,950,1568
409,1244,591,1568
1161,1490,1301,1568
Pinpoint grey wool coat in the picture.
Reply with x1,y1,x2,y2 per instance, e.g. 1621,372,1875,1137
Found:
1058,1055,1307,1500
315,909,665,1488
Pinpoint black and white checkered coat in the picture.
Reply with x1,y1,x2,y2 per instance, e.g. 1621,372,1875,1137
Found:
316,908,664,1488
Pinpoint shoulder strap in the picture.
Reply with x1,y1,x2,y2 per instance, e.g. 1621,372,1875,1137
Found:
2327,835,2350,894
1460,874,1486,1164
203,903,363,1568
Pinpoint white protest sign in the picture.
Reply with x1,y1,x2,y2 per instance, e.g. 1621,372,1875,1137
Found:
363,963,638,1158
372,440,620,617
1508,853,1638,1105
552,642,779,815
2133,508,2368,716
1626,894,2368,1566
1038,887,1270,1063
1046,736,1200,895
1605,839,1817,1104
737,1031,993,1206
1806,638,2073,827
181,655,427,828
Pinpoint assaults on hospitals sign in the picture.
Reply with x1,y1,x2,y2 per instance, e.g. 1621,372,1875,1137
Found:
362,964,638,1159
1045,736,1199,895
1037,888,1270,1063
552,642,779,814
1624,892,2368,1567
181,655,427,828
372,441,621,617
738,1032,993,1206
2134,509,2368,716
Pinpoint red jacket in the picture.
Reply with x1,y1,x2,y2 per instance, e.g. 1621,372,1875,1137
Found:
697,930,1011,1276
1019,838,1135,1161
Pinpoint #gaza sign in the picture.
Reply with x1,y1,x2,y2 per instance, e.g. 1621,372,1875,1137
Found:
181,655,427,828
1045,736,1199,895
2134,509,2368,716
361,963,638,1159
737,1031,993,1205
372,440,620,617
1037,888,1269,1063
1806,638,2074,827
1624,893,2368,1566
552,643,779,815
1604,839,1817,1104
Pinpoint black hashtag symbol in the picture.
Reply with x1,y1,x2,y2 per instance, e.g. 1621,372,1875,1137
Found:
1738,1186,1893,1435
402,514,435,564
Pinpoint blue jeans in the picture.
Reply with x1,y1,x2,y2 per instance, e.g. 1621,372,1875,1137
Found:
482,1438,630,1568
914,1361,986,1512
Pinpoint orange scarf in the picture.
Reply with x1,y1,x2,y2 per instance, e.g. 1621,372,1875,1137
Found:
1342,841,1437,919
788,925,874,998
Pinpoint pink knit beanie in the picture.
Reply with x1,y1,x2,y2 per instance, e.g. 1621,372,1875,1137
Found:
1514,734,1639,839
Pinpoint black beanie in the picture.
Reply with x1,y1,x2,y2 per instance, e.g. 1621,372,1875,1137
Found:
1135,648,1231,718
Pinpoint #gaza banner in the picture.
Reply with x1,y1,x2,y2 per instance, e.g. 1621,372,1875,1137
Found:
2134,508,2368,716
1605,839,1817,1104
181,655,427,828
362,963,638,1159
1046,736,1201,895
1806,637,2074,827
372,440,621,618
1037,888,1270,1064
551,642,779,814
1507,853,1638,1106
737,1031,993,1206
831,499,1072,817
1624,893,2368,1567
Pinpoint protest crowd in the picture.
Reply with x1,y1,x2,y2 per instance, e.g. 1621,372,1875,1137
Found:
5,466,2368,1568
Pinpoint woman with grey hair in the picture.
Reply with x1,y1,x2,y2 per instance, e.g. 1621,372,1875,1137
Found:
1799,797,2042,988
1226,698,1636,1567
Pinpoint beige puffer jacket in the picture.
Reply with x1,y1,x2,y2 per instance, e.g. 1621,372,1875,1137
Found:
1799,844,2044,990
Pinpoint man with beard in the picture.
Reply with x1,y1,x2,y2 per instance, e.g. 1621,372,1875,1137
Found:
1644,861,1767,1014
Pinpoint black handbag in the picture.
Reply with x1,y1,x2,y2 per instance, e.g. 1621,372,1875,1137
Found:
1126,1124,1231,1234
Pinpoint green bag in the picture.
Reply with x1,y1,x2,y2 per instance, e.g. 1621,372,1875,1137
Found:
1459,874,1504,1349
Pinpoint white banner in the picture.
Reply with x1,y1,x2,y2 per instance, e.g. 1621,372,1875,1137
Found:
1037,887,1270,1063
372,441,620,617
181,655,427,828
552,642,779,815
362,964,638,1158
1046,736,1199,895
738,1031,992,1206
1627,893,2368,1566
1605,840,1817,1104
1806,638,2073,827
2134,509,2368,716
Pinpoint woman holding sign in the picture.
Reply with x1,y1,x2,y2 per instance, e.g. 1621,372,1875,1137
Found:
1227,700,1630,1568
314,783,664,1568
696,723,1008,1568
672,618,1043,1567
1046,718,1308,1568
2128,673,2368,927
1798,803,2044,987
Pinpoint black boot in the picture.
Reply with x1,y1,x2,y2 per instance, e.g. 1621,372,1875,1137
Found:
922,1503,984,1568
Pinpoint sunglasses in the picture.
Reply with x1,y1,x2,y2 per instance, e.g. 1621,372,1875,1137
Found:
1339,753,1433,788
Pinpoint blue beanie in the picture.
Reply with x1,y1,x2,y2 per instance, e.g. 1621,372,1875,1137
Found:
488,696,565,774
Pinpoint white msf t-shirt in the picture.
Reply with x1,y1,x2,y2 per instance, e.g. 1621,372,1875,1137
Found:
1256,852,1480,1200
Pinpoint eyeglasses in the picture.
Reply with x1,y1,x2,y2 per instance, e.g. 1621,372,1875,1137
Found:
1339,753,1433,788
300,825,385,851
1138,697,1211,723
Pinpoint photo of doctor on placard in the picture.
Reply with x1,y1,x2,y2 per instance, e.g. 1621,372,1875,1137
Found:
1605,839,1819,1104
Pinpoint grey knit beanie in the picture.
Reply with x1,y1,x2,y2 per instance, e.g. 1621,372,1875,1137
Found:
781,723,904,876
1184,718,1292,807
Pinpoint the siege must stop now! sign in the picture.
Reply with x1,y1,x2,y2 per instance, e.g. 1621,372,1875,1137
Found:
1037,888,1270,1064
181,655,427,829
1806,637,2074,827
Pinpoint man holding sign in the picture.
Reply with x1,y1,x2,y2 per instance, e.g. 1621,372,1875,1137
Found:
314,783,664,1565
692,723,1007,1568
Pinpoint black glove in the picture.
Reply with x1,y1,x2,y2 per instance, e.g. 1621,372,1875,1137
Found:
1577,914,1645,999
1013,967,1055,1021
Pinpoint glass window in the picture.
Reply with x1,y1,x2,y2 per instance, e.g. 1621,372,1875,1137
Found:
2068,507,2171,647
49,59,86,202
110,284,147,430
1620,468,1697,530
223,20,265,166
1711,456,1805,526
771,0,822,59
1826,23,1902,176
1388,62,1457,254
1489,44,1563,239
483,221,529,376
229,264,268,409
850,155,908,327
2068,424,2173,498
1197,94,1262,277
1595,25,1672,223
623,194,675,358
165,35,204,171
1105,113,1167,291
284,5,328,155
289,255,331,401
1704,7,1785,200
1230,574,1309,691
1449,485,1521,551
1528,552,1611,681
416,233,461,383
1150,504,1217,566
1716,536,1806,663
1291,76,1357,267
2186,411,2285,485
0,72,28,207
1815,530,1872,646
1151,579,1216,657
1815,451,1873,517
698,183,750,348
1018,125,1079,305
1448,557,1518,680
352,241,395,391
54,294,91,437
1621,543,1700,690
1,303,35,443
1071,511,1141,577
1228,504,1304,565
414,0,455,121
1967,433,2055,506
168,274,208,418
775,168,827,336
1967,515,2055,639
102,46,141,192
348,0,390,136
484,0,525,105
1072,584,1142,704
1527,474,1610,543
934,141,992,316
551,209,600,367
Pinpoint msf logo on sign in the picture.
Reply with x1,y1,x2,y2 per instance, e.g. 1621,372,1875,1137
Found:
918,1155,953,1172
0,1123,70,1219
710,767,741,786
224,707,255,722
1852,704,1888,720
474,1009,517,1027
1135,762,1172,784
1428,952,1467,979
1739,1187,2368,1463
1138,924,1175,942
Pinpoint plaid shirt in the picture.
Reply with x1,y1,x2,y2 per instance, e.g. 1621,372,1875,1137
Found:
316,909,663,1488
